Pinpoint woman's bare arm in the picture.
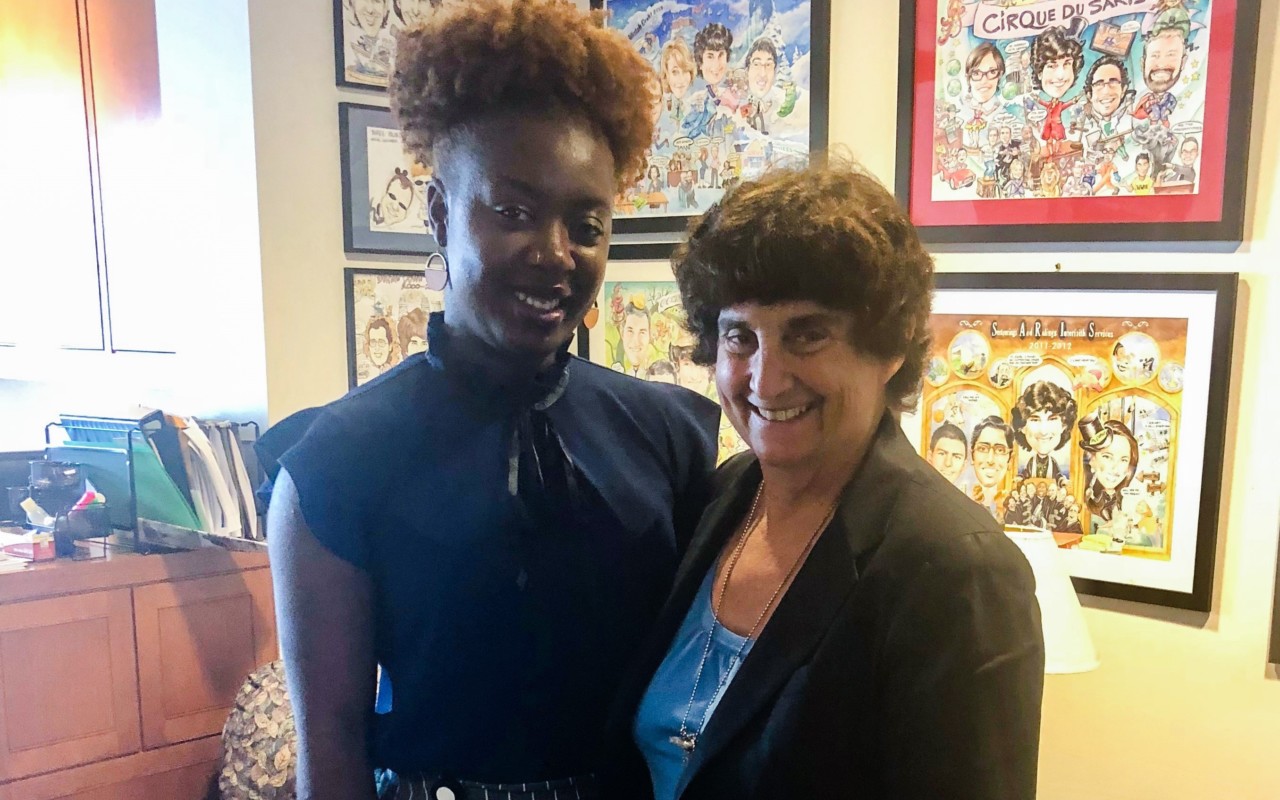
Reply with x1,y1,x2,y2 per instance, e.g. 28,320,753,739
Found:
269,468,379,800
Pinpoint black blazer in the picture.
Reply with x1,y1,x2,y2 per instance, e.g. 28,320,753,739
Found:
606,414,1045,799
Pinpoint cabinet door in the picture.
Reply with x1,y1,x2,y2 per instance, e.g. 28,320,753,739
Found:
81,0,169,354
2,735,221,800
0,0,106,351
133,569,277,749
0,590,141,782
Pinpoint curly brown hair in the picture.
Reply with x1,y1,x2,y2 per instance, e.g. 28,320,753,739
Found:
390,0,655,185
396,306,429,353
1011,381,1078,451
672,161,934,412
1031,26,1084,93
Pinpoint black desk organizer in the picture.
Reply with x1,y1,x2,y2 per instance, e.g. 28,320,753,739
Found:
39,412,262,553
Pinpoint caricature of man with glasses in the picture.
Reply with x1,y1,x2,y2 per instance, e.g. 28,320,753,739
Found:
970,416,1015,516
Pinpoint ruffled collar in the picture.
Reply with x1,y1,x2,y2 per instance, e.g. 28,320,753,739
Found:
425,311,570,412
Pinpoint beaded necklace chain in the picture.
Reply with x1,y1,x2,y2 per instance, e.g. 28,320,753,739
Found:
669,485,839,758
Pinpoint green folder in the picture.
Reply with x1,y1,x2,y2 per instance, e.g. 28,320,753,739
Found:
45,436,202,531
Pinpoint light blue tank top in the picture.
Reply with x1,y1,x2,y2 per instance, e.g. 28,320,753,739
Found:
633,567,755,800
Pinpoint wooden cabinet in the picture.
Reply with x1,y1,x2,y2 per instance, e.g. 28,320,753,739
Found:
135,570,277,749
0,548,274,799
1,737,221,800
0,590,140,782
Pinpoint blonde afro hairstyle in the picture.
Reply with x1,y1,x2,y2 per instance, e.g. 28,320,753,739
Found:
391,0,656,186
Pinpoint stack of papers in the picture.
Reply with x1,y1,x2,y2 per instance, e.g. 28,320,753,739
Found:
176,419,261,541
0,553,30,574
0,531,32,573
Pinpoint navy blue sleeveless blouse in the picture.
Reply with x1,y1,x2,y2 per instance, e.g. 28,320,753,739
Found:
279,314,719,782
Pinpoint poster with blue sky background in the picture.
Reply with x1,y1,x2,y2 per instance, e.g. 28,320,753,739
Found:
603,0,820,219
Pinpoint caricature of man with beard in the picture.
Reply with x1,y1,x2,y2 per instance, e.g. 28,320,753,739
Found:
1134,12,1191,128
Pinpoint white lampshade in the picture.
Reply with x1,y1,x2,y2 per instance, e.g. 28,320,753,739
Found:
1004,525,1100,674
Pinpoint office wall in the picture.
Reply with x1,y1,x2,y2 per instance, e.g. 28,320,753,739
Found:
249,1,1280,796
250,0,416,420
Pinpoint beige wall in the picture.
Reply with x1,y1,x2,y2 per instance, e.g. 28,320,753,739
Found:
250,1,1280,796
250,0,412,419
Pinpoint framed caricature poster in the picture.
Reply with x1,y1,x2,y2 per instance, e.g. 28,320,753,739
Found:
335,1,598,91
601,0,831,235
906,272,1236,610
334,0,439,90
586,262,746,463
344,267,443,387
339,103,439,256
896,0,1261,243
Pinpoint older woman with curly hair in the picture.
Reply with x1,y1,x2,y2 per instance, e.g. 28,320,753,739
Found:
612,163,1044,799
269,2,719,799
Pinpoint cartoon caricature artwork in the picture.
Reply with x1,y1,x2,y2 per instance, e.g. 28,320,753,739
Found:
929,0,1209,203
337,0,443,89
917,313,1187,562
348,270,443,387
366,126,433,235
600,281,746,463
342,103,440,256
605,0,817,219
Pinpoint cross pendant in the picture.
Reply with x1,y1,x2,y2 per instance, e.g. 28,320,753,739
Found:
669,733,697,753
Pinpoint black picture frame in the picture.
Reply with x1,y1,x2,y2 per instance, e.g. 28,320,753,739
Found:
895,0,1261,244
333,0,395,91
339,102,439,257
609,0,832,236
344,267,443,388
607,242,678,261
928,272,1237,611
1271,528,1280,664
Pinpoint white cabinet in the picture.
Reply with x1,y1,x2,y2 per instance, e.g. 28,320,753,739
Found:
0,0,173,364
0,0,106,352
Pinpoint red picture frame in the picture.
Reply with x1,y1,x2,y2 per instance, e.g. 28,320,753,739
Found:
896,0,1260,243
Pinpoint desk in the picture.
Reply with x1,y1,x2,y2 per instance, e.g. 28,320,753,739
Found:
1053,532,1084,549
0,542,274,799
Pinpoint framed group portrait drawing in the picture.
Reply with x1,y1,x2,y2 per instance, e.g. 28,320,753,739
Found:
585,261,747,464
339,103,439,256
600,0,831,235
895,0,1261,243
344,267,443,387
907,272,1236,611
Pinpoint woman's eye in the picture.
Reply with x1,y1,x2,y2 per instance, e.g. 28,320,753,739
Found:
495,206,532,221
790,329,829,350
577,221,605,243
721,331,754,354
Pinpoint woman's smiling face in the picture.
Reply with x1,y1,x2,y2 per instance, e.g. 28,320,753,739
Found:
715,301,900,470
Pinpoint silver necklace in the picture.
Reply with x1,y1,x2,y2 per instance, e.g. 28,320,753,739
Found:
669,484,839,758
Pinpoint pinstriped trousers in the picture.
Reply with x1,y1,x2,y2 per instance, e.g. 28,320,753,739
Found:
377,772,598,800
